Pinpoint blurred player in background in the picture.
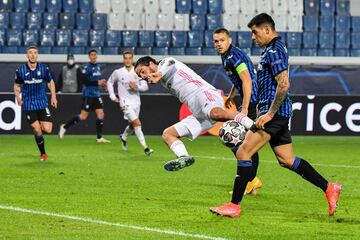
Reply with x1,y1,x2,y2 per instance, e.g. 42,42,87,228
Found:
14,46,57,161
214,27,262,195
107,51,153,155
135,56,256,171
210,13,341,218
59,49,110,143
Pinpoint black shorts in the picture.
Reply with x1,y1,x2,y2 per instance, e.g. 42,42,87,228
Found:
25,108,52,124
81,97,104,112
263,115,292,148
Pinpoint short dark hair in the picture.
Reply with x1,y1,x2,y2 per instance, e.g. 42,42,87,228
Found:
27,45,38,51
88,49,97,55
134,56,157,69
123,50,133,57
213,28,230,36
247,13,275,30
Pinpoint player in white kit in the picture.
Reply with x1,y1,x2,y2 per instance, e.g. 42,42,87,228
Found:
107,51,154,155
134,56,256,171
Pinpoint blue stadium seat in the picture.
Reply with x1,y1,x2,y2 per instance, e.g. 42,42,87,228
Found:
30,0,46,12
192,0,207,14
73,29,89,46
69,46,85,54
138,31,154,47
186,47,202,55
287,48,301,56
303,15,319,31
59,13,75,29
89,30,105,46
43,13,58,29
122,31,138,47
190,14,205,30
0,29,5,46
176,0,191,13
92,13,107,30
7,29,22,46
18,46,28,53
304,0,319,15
286,32,302,48
14,0,29,12
52,46,68,54
169,47,185,55
351,33,360,49
76,13,91,30
171,31,187,47
335,16,350,32
229,31,237,46
86,46,102,54
202,47,217,55
237,32,252,48
335,32,350,48
319,16,334,31
0,0,13,12
27,13,42,29
206,14,222,30
135,47,152,55
38,46,52,54
320,0,335,15
251,47,262,56
103,47,119,55
79,0,94,13
303,31,318,48
62,0,78,13
152,47,168,55
105,30,121,47
319,31,334,48
188,31,203,47
2,46,18,53
46,0,62,13
10,13,26,29
40,29,55,46
56,29,71,46
277,32,286,40
208,0,223,14
336,0,350,15
350,49,360,57
204,30,214,47
317,48,333,56
301,48,317,56
334,49,349,56
155,31,171,47
351,17,360,32
23,30,39,46
0,13,9,29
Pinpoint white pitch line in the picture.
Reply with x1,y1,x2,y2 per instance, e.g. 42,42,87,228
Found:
0,205,227,240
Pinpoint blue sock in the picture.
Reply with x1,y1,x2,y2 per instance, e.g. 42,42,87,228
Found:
231,160,253,204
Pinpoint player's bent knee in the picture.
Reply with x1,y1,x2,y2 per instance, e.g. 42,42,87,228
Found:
236,144,252,160
162,128,175,142
132,119,141,127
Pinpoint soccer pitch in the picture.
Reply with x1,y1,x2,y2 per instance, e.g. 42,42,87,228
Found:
0,135,359,240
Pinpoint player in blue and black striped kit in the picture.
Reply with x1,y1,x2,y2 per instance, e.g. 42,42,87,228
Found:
211,13,342,218
14,46,58,161
59,49,110,143
213,28,262,195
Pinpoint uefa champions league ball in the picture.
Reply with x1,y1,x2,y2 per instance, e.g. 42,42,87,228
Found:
218,120,247,148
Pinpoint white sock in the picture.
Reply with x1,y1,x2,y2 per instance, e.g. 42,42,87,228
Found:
134,126,147,149
121,125,133,141
234,113,255,129
170,140,189,157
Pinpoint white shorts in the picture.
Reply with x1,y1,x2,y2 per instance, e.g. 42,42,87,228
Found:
187,89,224,120
122,104,140,122
173,115,216,140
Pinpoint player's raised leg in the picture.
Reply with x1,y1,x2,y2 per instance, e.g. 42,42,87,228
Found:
95,108,110,143
120,124,133,150
59,110,88,139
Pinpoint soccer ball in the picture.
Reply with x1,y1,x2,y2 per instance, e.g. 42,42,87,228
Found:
218,120,247,148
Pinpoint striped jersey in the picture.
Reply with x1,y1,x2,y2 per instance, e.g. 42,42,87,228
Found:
221,44,258,104
82,63,102,97
15,63,52,111
256,37,292,118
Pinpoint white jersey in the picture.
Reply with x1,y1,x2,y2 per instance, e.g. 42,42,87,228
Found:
158,57,217,105
107,66,149,107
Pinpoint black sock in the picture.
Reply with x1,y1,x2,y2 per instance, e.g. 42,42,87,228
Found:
96,118,104,139
34,135,45,154
231,160,253,204
250,152,259,180
64,115,81,129
290,157,328,192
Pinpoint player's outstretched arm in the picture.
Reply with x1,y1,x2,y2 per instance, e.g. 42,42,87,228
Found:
106,73,119,102
238,69,252,116
225,85,236,108
48,80,58,108
137,80,149,92
13,83,22,106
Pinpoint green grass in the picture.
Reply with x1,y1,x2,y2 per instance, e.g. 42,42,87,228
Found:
0,135,359,240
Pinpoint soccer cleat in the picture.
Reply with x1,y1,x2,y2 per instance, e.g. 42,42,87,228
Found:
144,147,154,156
210,202,241,218
164,156,195,171
325,182,342,216
245,176,263,195
119,135,128,151
96,137,111,143
40,153,47,161
58,124,66,139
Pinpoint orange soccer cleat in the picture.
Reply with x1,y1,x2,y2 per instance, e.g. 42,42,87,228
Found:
210,202,241,218
325,182,342,216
